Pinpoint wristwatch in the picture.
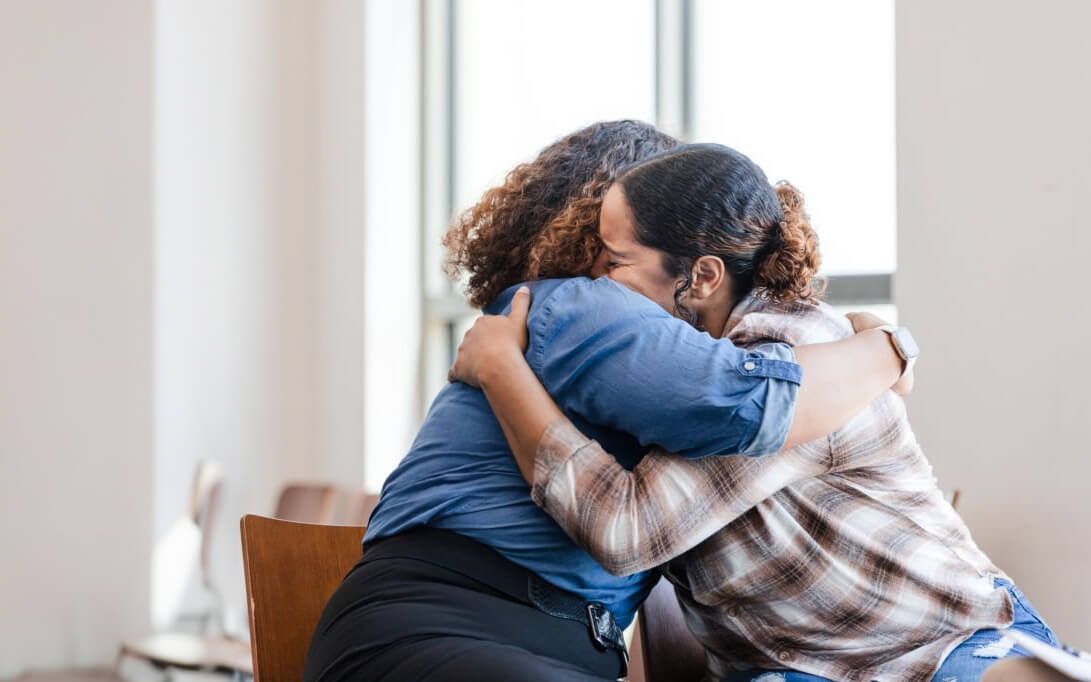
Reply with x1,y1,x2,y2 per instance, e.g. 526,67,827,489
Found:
877,325,919,379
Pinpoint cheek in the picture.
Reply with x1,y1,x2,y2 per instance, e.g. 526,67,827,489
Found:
589,250,610,278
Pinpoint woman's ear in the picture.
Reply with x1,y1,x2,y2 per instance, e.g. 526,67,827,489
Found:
688,255,727,301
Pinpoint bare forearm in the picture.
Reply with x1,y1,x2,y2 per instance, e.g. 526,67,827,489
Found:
478,349,564,483
785,329,901,449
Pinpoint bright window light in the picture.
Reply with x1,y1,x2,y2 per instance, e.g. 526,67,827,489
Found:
693,0,896,276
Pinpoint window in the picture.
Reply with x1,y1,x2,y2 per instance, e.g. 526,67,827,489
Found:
369,0,899,483
693,0,896,278
419,0,657,404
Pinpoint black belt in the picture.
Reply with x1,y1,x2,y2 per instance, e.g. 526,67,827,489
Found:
364,527,629,677
528,574,629,672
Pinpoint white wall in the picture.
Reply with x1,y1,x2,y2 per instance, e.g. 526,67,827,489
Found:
315,0,368,489
0,1,376,671
154,0,319,634
155,0,374,635
361,0,422,490
0,1,154,675
897,0,1091,645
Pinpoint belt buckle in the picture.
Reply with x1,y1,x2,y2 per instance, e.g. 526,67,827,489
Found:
586,602,628,678
586,602,610,650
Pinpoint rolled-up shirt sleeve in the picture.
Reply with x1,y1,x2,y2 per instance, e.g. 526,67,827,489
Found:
736,342,800,456
526,278,801,458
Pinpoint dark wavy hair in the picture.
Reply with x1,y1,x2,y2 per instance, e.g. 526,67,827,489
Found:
443,120,679,308
617,143,825,322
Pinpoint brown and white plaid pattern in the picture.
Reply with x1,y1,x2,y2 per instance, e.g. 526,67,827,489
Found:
531,293,1014,681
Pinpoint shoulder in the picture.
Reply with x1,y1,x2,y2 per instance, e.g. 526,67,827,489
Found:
725,292,852,348
491,277,670,331
488,277,665,316
508,278,673,372
536,277,665,314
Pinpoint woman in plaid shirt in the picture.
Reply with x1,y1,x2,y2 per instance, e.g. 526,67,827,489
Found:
449,144,1066,681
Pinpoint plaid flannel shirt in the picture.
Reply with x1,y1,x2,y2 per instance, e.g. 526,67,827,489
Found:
532,293,1014,681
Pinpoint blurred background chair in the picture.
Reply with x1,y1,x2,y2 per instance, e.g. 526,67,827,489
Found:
117,477,373,680
119,460,253,679
240,515,366,681
190,460,227,633
947,488,962,510
335,489,380,526
272,483,337,524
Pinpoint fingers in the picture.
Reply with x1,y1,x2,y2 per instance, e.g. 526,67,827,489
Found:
847,311,889,333
508,286,531,325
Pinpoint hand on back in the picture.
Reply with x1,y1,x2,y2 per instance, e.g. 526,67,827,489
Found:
448,287,532,388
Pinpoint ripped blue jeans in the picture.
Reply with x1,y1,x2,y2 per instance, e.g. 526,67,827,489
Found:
931,578,1059,682
722,578,1059,682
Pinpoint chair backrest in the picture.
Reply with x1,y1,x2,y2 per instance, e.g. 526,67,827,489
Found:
335,489,380,525
273,482,337,523
638,576,706,682
947,488,962,510
240,514,366,682
189,459,225,592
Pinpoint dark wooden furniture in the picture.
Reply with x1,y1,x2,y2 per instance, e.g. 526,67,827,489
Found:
240,514,365,682
637,575,706,682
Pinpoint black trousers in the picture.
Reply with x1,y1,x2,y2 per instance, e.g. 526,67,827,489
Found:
303,528,623,682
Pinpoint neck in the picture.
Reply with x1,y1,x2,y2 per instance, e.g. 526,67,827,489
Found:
701,310,726,339
693,279,744,338
698,296,739,339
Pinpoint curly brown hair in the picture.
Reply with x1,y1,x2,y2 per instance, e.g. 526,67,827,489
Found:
443,120,679,308
759,181,826,304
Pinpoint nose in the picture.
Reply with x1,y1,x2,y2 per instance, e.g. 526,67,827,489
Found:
589,249,609,278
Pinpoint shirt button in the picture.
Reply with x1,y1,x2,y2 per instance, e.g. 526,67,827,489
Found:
727,606,740,617
743,361,756,371
777,650,792,662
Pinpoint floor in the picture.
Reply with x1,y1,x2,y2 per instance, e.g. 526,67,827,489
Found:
10,662,235,682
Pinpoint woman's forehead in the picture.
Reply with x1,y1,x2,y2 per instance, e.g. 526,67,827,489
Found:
599,186,634,246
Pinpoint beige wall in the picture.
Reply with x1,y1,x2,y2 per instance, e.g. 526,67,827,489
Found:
154,0,373,635
153,0,322,635
0,1,374,672
0,1,154,675
897,0,1091,645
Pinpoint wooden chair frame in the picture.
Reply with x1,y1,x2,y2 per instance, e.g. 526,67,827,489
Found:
240,514,365,681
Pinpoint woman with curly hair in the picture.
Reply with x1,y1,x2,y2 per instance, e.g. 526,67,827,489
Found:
304,124,913,682
448,143,1063,681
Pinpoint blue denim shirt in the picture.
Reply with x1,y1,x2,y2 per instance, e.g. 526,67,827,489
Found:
364,277,801,627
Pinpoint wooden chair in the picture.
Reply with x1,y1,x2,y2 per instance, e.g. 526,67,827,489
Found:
240,514,366,681
273,482,338,524
946,488,962,510
637,575,706,682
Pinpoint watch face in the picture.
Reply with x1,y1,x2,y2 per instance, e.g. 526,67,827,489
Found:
894,327,920,359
